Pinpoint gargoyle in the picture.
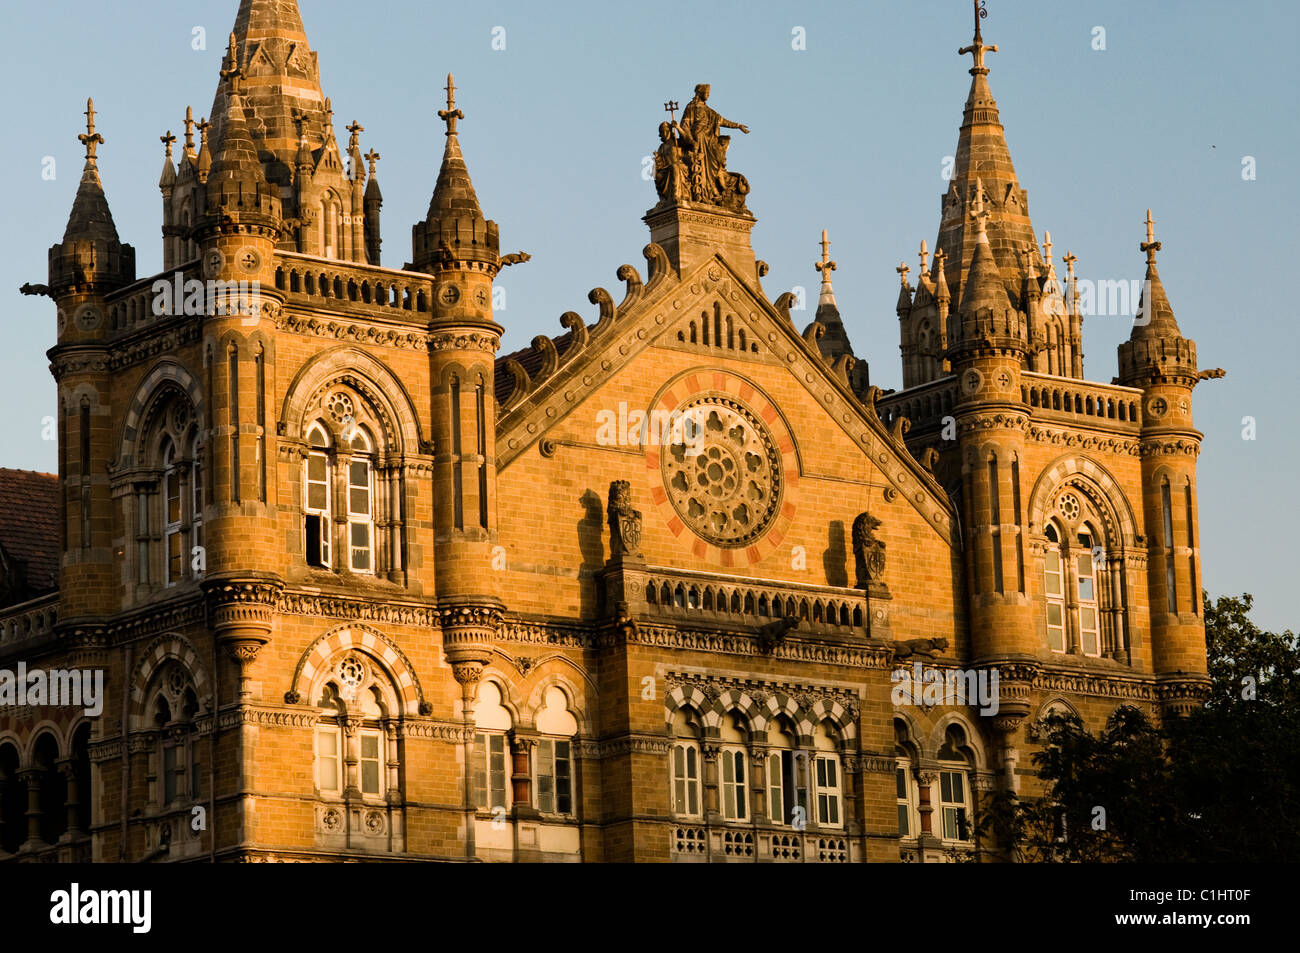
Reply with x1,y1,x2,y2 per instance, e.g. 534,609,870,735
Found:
501,251,531,267
892,637,950,661
19,283,50,297
1198,368,1226,380
756,616,799,653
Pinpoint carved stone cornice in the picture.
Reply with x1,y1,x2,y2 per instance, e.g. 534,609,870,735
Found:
1034,669,1159,702
276,312,432,351
216,707,319,729
1156,674,1211,717
859,756,896,774
106,320,203,372
612,623,890,669
665,671,860,722
496,620,592,648
428,331,499,353
1026,424,1141,456
400,721,474,743
1138,437,1202,458
277,590,439,626
437,603,505,632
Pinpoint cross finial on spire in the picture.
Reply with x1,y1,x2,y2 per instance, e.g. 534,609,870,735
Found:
896,261,911,286
919,238,930,275
78,98,104,161
815,229,837,279
958,0,998,74
438,73,464,136
161,130,176,160
346,120,364,152
220,32,243,94
183,106,195,153
1140,208,1161,263
1041,230,1054,268
324,97,334,127
364,149,381,177
1063,250,1077,282
969,177,990,238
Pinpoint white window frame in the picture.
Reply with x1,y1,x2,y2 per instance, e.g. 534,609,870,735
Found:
535,737,573,816
896,761,915,837
346,431,374,574
163,443,183,586
316,725,342,794
472,731,510,812
767,748,809,827
1076,524,1100,657
719,746,748,822
814,753,843,828
358,727,385,798
1044,522,1066,653
670,741,701,818
939,768,971,842
305,424,332,568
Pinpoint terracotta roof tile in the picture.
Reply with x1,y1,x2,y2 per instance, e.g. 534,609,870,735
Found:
0,469,60,595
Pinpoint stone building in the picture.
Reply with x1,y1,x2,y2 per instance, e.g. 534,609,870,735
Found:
0,0,1215,862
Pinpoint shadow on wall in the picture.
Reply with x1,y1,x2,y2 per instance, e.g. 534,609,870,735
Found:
577,489,605,618
823,519,848,588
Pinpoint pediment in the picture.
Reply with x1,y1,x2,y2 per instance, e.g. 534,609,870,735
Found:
495,246,957,543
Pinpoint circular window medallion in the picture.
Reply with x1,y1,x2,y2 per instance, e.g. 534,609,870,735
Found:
662,396,782,548
437,284,460,305
75,305,101,331
1147,397,1167,419
326,392,354,423
962,369,983,394
1057,492,1081,521
336,653,366,699
646,370,797,567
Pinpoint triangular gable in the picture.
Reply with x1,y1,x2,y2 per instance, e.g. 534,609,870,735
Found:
496,247,957,543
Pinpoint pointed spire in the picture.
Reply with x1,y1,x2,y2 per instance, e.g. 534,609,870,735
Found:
413,75,498,270
159,130,177,189
207,0,333,200
63,99,119,244
933,248,951,302
895,261,914,315
196,116,213,181
813,230,853,359
934,1,1042,313
206,33,273,211
1062,250,1079,314
364,149,383,201
1133,209,1179,334
958,178,1011,318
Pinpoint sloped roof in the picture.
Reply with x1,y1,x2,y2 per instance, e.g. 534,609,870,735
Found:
0,469,60,595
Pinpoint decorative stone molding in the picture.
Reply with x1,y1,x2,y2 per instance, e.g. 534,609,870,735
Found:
427,331,498,353
277,591,438,626
276,313,432,351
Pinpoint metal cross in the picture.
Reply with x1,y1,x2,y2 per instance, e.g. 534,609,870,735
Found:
958,0,997,71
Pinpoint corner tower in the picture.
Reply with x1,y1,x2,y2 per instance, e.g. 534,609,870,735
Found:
1117,212,1211,715
413,77,506,714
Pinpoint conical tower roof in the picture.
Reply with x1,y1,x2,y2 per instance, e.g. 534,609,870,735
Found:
207,0,330,187
934,3,1042,312
62,100,120,245
412,75,499,270
206,34,278,214
1118,210,1196,386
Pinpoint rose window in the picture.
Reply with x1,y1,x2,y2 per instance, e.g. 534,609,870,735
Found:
661,395,782,547
336,654,366,700
1057,492,1081,521
326,392,354,424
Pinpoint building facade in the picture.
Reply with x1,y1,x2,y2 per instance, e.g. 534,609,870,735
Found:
1,0,1215,862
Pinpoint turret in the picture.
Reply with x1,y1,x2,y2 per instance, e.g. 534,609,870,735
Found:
45,100,135,620
414,76,506,717
1117,211,1210,715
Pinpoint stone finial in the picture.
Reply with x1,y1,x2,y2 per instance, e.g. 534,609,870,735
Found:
183,106,195,154
918,238,929,275
438,73,464,136
969,177,990,238
364,149,381,177
160,130,176,160
346,120,364,152
816,229,837,283
1041,230,1053,268
78,98,104,161
220,32,242,94
1141,208,1161,263
958,0,998,73
896,261,910,286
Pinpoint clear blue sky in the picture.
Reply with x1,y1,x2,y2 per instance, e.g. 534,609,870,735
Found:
2,0,1295,633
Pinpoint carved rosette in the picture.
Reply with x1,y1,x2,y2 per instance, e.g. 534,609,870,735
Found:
1156,675,1211,719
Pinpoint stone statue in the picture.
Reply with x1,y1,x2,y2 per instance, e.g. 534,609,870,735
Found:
756,615,799,653
653,121,689,204
669,84,750,210
608,480,643,559
892,637,950,661
852,511,886,586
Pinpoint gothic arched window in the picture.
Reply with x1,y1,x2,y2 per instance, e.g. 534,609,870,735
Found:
133,391,203,594
304,423,331,568
669,707,702,819
534,686,578,816
346,428,374,573
1042,486,1126,660
313,653,398,803
147,662,201,808
936,726,974,843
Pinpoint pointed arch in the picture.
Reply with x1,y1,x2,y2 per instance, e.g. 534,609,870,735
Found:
288,623,425,716
280,347,423,454
1028,453,1139,546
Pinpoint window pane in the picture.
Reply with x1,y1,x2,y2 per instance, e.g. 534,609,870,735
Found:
1047,604,1063,626
307,482,327,510
472,734,486,807
940,772,952,802
951,772,964,802
307,455,326,482
897,803,909,835
896,767,907,799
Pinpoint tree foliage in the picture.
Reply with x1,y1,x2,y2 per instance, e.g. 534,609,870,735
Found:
984,593,1300,862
